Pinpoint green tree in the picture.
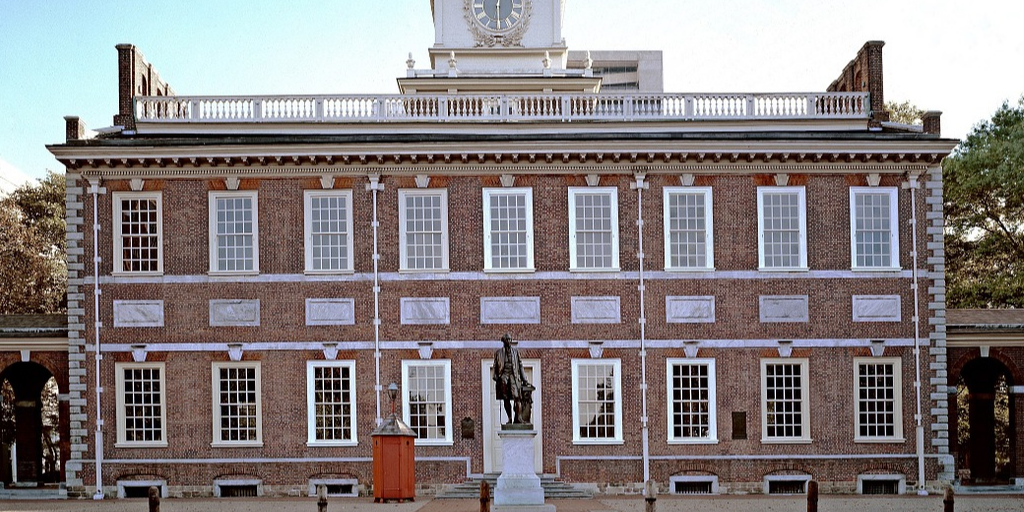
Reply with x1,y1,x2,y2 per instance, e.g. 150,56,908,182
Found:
944,97,1024,308
886,100,924,125
0,171,66,314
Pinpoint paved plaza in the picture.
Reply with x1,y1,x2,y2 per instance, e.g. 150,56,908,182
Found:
0,495,1022,512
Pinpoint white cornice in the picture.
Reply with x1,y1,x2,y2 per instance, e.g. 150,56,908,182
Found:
49,138,957,161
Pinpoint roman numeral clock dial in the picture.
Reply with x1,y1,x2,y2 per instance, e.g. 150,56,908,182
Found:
472,0,524,31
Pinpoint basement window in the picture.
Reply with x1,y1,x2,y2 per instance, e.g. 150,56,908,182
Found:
117,480,166,499
857,474,905,495
669,475,718,495
309,478,359,497
214,479,262,498
763,475,810,495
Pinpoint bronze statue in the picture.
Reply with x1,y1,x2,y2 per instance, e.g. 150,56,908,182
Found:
493,333,532,425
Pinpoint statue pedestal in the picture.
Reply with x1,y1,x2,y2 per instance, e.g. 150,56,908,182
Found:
493,428,555,512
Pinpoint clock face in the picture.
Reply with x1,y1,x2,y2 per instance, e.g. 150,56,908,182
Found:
472,0,524,31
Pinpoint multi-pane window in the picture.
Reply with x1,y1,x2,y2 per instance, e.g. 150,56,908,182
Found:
571,359,623,443
482,188,535,271
667,359,717,443
209,191,259,273
306,361,357,445
850,188,899,269
663,187,714,270
402,360,452,445
568,187,619,271
399,189,449,272
761,359,810,442
854,358,903,441
212,362,262,446
115,363,166,447
112,192,163,274
757,187,807,270
304,190,354,273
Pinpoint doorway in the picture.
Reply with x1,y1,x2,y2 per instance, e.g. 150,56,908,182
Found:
481,359,542,474
956,357,1014,484
0,362,61,486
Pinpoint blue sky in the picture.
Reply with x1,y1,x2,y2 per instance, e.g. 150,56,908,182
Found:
1,0,1022,182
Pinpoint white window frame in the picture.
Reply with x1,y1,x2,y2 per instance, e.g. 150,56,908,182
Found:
760,358,811,443
112,191,163,275
398,189,449,273
401,359,453,445
306,360,358,446
849,187,900,271
211,361,263,447
304,190,354,274
568,187,620,272
853,357,904,443
571,358,623,444
663,187,715,271
114,362,167,448
208,190,259,275
757,186,807,271
482,187,535,272
666,358,718,444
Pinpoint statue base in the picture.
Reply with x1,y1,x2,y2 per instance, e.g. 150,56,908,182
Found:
492,429,555,512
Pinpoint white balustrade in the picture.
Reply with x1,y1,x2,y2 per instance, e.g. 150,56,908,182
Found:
135,92,869,124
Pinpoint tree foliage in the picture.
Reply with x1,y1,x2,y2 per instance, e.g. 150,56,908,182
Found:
944,97,1024,308
0,171,66,314
886,100,924,125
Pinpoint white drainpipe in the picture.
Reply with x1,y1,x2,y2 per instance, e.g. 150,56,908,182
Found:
631,173,650,483
88,178,104,500
905,172,927,495
367,174,384,425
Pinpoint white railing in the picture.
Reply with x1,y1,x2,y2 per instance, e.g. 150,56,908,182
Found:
135,92,869,124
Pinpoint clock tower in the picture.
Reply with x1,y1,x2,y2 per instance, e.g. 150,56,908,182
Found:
400,0,599,93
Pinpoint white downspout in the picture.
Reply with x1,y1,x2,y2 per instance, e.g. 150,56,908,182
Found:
905,172,927,495
368,174,384,425
88,178,104,500
631,173,650,483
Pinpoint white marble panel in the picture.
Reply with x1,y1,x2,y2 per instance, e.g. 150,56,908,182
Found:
666,296,716,323
305,298,356,326
209,299,260,327
759,295,809,323
571,296,621,324
480,297,541,324
113,300,164,328
400,297,450,325
852,295,902,322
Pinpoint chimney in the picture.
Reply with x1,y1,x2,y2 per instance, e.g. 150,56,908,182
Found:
64,116,85,142
113,44,176,132
827,41,889,125
114,44,138,131
922,111,942,135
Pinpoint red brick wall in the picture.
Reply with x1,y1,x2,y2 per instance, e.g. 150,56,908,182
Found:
77,168,940,494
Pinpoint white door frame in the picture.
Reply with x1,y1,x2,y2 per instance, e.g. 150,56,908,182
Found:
481,359,542,474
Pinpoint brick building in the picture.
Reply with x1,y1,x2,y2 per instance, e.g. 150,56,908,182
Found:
46,0,963,499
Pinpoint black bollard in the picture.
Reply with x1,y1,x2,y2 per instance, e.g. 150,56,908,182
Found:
148,486,160,512
644,479,657,512
943,487,954,512
318,485,328,512
480,480,490,512
806,480,818,512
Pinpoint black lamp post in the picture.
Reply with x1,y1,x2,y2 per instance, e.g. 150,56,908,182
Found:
388,382,398,416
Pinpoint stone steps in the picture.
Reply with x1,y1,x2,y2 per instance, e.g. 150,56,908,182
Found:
953,484,1024,495
437,474,593,499
0,486,67,500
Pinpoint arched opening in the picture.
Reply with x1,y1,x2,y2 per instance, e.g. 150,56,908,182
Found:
0,362,61,487
956,357,1015,484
